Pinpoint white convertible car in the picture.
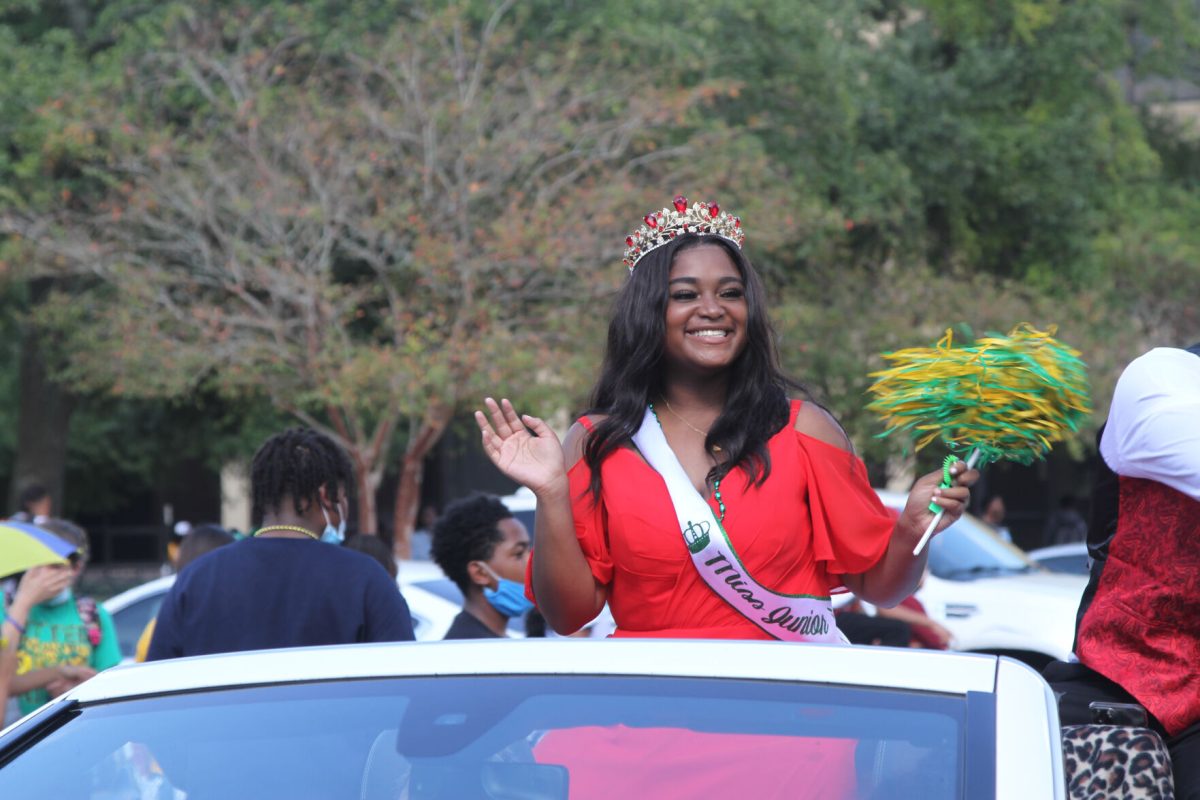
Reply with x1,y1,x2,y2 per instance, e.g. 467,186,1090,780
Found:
0,639,1064,799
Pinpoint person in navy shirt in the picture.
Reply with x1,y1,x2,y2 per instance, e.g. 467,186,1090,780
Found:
147,428,413,660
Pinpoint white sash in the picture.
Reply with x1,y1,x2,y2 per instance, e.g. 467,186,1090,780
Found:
632,406,847,644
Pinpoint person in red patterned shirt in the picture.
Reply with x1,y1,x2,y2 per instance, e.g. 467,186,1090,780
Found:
1045,344,1200,800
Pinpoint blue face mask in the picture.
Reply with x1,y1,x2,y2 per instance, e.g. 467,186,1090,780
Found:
480,564,534,618
47,587,73,607
320,501,347,545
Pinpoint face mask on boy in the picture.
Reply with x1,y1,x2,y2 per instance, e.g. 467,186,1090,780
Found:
478,563,534,618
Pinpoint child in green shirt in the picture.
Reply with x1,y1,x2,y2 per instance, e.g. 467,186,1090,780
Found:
2,519,120,718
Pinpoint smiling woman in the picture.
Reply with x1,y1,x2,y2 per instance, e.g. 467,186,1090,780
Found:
475,193,979,646
661,244,749,378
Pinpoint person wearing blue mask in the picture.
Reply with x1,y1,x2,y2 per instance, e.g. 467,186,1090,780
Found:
2,518,119,722
147,428,414,660
431,493,532,639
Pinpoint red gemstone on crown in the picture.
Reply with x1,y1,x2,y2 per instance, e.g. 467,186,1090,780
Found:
644,214,657,228
708,202,720,218
673,195,688,212
734,217,741,228
626,236,634,246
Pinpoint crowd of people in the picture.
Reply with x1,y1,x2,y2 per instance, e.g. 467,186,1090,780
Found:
0,193,1195,797
1,428,420,725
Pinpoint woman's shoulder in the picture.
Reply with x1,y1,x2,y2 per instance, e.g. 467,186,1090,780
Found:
563,414,607,470
571,412,607,432
790,398,853,453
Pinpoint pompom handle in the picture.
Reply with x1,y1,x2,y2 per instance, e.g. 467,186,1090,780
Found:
913,448,981,556
928,454,962,514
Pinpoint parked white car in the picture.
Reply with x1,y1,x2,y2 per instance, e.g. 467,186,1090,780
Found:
1026,542,1090,576
0,639,1066,799
875,490,1087,667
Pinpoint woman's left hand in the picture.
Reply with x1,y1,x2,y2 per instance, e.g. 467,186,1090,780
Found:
897,460,980,545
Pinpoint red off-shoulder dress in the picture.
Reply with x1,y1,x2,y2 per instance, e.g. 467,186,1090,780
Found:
526,400,894,637
525,401,897,800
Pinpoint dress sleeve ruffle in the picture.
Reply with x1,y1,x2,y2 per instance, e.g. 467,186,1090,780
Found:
524,453,613,604
795,430,894,587
567,458,613,585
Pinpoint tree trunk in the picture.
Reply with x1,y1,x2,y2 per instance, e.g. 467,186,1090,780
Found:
9,320,74,515
219,460,252,533
353,465,384,536
391,405,453,559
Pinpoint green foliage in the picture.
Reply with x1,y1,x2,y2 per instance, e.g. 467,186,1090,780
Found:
3,0,1200,500
61,392,292,516
0,288,23,464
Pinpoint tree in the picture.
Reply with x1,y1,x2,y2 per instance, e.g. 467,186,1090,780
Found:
5,1,730,552
0,1,129,512
7,0,1199,536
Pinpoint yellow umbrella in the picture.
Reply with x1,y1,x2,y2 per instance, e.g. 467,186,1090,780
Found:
0,520,77,579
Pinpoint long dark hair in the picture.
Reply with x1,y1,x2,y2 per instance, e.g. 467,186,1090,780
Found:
583,234,804,500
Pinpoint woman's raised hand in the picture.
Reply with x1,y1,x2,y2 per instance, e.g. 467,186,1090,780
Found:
475,398,567,496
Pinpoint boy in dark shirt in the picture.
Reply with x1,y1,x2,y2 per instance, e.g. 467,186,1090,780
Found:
432,494,531,639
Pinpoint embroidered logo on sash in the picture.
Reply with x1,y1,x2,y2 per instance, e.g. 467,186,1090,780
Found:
684,520,711,554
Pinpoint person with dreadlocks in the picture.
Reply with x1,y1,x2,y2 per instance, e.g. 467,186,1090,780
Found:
146,428,413,660
431,493,531,639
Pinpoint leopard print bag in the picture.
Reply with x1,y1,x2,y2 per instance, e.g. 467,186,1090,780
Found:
1062,725,1174,799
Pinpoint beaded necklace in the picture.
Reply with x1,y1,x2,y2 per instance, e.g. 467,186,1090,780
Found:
649,403,726,522
253,524,320,540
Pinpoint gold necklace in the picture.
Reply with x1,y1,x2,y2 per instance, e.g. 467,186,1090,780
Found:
254,524,320,540
662,398,722,452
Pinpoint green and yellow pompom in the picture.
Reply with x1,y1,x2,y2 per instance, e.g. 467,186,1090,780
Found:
866,324,1092,465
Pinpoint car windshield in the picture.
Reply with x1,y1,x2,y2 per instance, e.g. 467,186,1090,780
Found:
927,514,1039,580
0,675,970,799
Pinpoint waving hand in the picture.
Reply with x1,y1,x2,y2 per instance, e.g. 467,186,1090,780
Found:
475,398,567,495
